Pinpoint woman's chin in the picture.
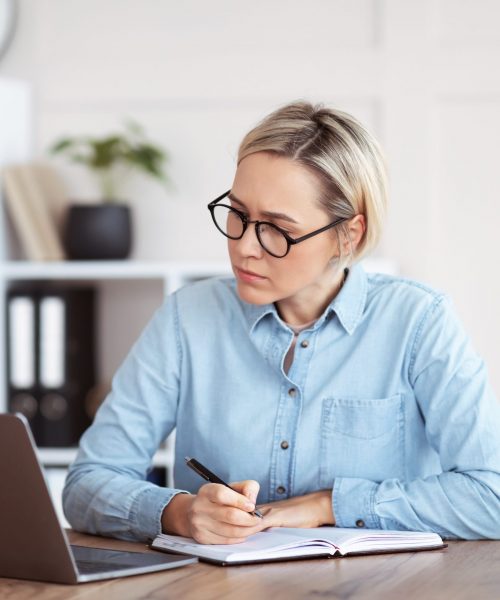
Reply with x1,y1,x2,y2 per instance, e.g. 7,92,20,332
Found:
236,281,274,305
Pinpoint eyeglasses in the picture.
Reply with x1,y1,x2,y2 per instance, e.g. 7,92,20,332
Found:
208,190,350,258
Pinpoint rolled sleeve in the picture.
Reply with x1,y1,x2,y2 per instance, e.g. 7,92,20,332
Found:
133,487,190,541
333,477,381,529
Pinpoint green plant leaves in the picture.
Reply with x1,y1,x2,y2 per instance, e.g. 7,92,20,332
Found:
49,121,170,200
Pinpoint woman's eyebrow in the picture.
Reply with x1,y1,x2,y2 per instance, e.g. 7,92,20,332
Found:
228,193,299,224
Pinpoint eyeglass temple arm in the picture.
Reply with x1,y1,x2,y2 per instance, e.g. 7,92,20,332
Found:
289,217,349,245
208,189,231,207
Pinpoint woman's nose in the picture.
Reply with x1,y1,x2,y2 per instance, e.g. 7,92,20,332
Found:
234,224,264,258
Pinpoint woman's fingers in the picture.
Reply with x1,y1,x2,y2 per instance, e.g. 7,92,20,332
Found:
189,503,263,543
196,485,259,525
188,481,265,544
200,482,257,512
230,480,260,505
216,505,260,526
192,517,264,544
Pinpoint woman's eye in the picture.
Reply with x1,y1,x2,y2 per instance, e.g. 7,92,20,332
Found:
274,224,292,235
230,204,246,216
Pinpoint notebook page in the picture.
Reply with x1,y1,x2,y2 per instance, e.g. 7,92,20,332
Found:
274,527,443,555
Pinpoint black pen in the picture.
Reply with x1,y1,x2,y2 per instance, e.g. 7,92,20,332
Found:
185,456,263,518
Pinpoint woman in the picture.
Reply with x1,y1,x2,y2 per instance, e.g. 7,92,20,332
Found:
63,101,500,543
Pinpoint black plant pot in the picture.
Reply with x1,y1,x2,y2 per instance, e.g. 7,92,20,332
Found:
64,204,132,260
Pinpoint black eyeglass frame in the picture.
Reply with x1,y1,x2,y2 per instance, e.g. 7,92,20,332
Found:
208,189,351,258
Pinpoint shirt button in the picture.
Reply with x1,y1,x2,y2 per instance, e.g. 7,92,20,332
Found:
300,340,309,348
288,388,297,397
276,486,286,494
356,519,365,528
280,440,289,450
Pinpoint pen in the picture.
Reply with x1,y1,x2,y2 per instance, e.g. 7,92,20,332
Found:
185,456,263,518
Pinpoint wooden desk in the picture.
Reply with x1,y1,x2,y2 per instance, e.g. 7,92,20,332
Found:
0,531,499,599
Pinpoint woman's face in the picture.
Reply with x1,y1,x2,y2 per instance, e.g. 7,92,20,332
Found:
227,151,343,309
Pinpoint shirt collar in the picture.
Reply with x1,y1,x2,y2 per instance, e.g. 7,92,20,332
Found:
242,297,277,335
240,261,368,336
328,262,367,335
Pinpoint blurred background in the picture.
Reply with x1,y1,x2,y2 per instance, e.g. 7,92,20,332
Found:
0,0,499,522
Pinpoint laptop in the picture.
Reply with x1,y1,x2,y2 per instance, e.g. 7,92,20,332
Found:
0,413,197,584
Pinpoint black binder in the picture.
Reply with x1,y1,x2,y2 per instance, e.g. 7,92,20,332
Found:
6,285,96,446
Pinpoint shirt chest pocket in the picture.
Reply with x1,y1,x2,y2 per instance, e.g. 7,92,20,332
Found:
319,394,405,488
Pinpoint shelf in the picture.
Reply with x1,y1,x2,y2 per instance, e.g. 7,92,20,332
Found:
36,447,172,468
0,259,231,280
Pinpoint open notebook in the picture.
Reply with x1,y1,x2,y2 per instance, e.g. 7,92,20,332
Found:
151,527,445,565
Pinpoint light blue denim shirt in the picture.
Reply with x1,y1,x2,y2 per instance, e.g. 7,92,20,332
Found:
63,263,500,542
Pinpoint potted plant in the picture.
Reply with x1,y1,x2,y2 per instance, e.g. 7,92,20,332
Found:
50,120,170,260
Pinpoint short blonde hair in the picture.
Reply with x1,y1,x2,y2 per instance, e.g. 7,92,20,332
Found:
237,101,388,265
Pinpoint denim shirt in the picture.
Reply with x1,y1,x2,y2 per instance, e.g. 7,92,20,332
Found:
63,263,500,542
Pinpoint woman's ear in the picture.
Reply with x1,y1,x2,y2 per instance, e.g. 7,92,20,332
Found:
341,214,366,255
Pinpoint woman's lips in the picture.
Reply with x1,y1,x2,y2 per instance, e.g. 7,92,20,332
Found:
235,267,267,282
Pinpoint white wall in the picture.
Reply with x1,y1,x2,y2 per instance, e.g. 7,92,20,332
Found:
1,0,499,395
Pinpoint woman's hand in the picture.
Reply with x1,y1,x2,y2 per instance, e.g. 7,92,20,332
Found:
258,490,335,529
161,480,266,544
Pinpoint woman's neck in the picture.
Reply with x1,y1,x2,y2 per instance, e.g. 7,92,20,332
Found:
275,269,347,325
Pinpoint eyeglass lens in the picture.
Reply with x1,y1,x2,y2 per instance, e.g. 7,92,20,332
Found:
211,205,289,257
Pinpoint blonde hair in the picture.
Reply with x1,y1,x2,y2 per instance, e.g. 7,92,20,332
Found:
237,101,388,267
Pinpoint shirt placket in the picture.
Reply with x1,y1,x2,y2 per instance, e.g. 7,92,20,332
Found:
268,324,317,502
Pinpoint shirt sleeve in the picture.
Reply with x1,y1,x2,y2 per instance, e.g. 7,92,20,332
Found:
63,292,189,542
333,294,500,539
